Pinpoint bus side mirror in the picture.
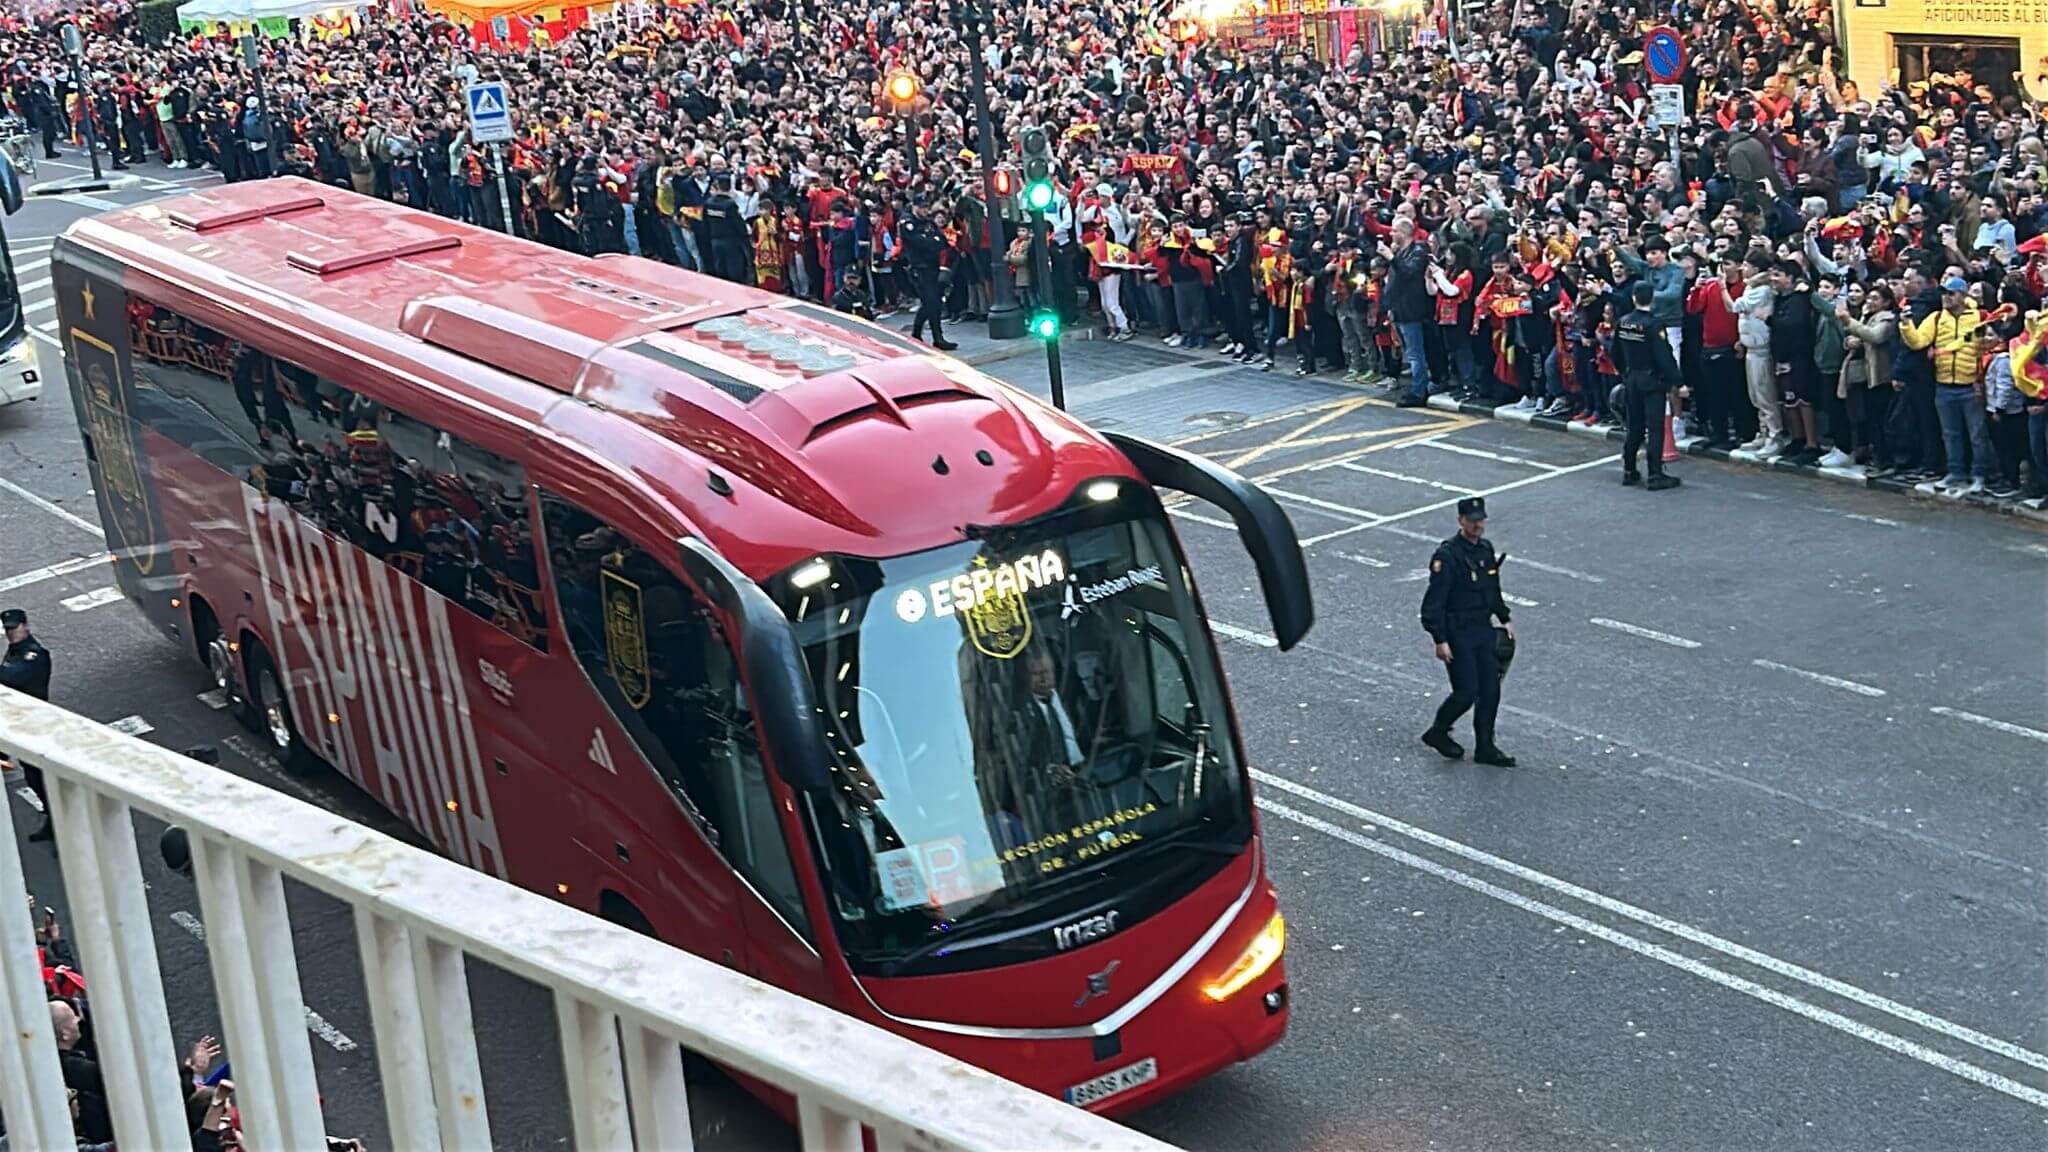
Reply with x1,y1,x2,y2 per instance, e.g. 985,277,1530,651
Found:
0,160,19,216
674,535,833,794
1104,432,1314,652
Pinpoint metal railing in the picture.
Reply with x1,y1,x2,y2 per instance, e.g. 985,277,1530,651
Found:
0,689,1182,1151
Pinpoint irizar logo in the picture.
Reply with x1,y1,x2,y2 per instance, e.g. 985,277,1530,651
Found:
1063,565,1164,619
1053,909,1120,951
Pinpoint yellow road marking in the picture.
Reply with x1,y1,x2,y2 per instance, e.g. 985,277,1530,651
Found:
1248,419,1476,484
1221,398,1371,471
1168,396,1360,447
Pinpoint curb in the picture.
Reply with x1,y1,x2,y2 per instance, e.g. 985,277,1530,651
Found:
1428,392,2048,524
29,172,145,197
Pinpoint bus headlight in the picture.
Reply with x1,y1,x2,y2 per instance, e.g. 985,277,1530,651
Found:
5,340,31,362
1202,912,1284,1002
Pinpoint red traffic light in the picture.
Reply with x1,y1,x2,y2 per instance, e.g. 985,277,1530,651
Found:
991,168,1018,196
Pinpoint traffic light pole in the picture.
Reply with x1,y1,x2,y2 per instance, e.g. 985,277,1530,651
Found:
962,5,1024,340
1029,207,1065,410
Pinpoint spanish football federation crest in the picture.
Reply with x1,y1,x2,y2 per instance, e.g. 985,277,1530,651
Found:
73,328,155,574
962,554,1032,660
600,567,652,708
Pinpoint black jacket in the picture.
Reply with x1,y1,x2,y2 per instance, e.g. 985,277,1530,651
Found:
1387,240,1432,323
0,635,51,700
1613,308,1680,391
1420,534,1510,642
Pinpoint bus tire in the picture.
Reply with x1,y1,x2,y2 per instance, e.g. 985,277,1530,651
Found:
188,598,251,725
242,640,320,776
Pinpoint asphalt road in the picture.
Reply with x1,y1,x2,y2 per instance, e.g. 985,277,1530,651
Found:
3,167,2044,1151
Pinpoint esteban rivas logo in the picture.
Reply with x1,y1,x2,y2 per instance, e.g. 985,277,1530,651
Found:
1062,565,1164,619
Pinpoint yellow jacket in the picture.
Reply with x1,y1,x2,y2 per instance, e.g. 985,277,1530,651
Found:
1900,305,1988,387
2011,313,2047,400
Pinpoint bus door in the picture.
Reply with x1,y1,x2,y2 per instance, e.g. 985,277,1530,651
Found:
535,487,813,973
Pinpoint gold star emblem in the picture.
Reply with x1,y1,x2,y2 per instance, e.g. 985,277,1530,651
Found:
80,281,95,321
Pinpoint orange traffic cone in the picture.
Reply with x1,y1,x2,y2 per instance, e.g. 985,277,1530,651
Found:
1662,408,1681,463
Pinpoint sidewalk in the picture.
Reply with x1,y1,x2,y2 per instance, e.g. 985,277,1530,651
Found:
1422,392,2048,526
893,308,2048,526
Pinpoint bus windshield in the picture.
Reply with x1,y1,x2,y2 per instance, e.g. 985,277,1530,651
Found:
771,490,1251,977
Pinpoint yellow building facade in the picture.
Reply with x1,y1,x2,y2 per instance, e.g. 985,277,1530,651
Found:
1838,0,2048,102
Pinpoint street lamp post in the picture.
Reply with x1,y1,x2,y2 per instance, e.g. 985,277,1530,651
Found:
58,22,102,183
958,3,1024,340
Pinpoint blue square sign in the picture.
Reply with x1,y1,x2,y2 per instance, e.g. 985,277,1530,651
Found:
465,82,513,144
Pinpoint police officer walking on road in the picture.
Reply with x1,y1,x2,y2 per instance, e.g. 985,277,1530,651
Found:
902,199,958,351
0,608,55,841
1419,499,1516,767
1616,282,1686,491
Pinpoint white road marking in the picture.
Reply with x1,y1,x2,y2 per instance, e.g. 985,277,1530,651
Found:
196,689,231,711
25,299,55,316
1301,455,1619,547
1167,506,1238,530
0,553,111,595
59,193,123,211
167,911,360,1051
59,586,124,612
1210,620,1278,648
1928,706,2048,745
17,275,49,295
15,787,44,813
1589,617,1701,649
1255,796,2048,1110
1416,437,1564,471
1264,486,1383,520
1505,556,1606,584
1334,460,1479,495
29,329,60,351
1751,659,1886,698
106,715,154,736
1335,551,1390,569
1843,513,1903,527
1502,593,1539,607
1252,771,2048,1075
0,477,105,540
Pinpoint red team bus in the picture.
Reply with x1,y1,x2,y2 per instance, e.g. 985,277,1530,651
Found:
52,178,1312,1114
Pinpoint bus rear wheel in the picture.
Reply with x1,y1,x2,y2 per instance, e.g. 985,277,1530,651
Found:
242,641,320,776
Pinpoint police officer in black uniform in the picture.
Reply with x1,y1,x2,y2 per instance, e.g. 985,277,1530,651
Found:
1614,282,1685,491
901,199,958,351
1,608,56,841
700,173,751,285
1419,499,1516,767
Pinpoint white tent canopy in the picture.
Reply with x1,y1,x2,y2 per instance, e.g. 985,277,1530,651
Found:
175,0,353,24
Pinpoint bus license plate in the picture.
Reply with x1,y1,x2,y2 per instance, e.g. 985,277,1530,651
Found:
1063,1057,1157,1107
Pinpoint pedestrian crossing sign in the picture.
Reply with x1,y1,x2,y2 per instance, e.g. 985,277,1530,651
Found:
465,81,513,144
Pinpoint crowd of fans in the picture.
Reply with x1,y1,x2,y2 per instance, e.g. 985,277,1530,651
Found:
1,0,2045,498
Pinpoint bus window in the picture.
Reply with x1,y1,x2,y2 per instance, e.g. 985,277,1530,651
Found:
128,302,549,651
539,492,809,936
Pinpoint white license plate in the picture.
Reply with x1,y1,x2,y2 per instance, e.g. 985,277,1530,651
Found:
1063,1057,1158,1107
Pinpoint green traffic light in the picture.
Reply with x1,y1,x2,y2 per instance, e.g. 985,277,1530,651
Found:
1030,310,1060,340
1024,179,1055,211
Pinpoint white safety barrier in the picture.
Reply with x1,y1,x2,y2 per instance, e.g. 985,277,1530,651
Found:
0,690,1183,1151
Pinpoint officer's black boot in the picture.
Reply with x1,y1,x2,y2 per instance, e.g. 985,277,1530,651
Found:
1621,470,1641,486
1647,474,1682,491
1421,728,1464,760
1474,746,1517,768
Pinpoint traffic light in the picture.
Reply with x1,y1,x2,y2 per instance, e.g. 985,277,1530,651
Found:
1021,126,1055,212
885,69,921,107
1029,309,1060,341
990,167,1018,198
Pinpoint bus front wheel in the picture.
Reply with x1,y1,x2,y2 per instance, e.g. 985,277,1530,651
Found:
242,640,320,776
